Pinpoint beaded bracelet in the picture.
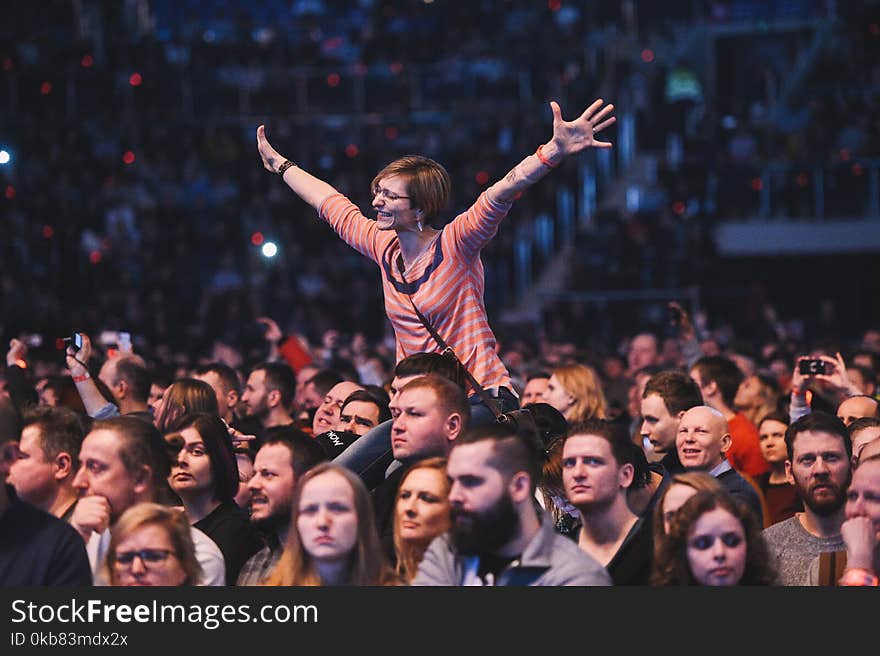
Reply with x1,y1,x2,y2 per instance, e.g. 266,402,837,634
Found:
277,159,297,176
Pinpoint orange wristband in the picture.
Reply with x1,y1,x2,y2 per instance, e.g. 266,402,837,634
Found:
535,145,559,169
839,568,879,586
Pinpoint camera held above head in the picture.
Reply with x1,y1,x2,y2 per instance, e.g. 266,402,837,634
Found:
798,358,827,376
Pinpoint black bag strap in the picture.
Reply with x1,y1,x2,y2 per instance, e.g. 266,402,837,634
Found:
396,255,503,419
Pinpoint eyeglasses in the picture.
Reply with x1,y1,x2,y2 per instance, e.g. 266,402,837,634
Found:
372,186,410,202
114,549,176,567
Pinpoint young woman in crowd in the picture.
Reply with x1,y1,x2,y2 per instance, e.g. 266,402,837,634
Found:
168,413,261,584
264,463,397,586
106,503,201,586
393,457,451,582
652,489,777,586
754,412,802,526
541,363,607,424
257,98,614,434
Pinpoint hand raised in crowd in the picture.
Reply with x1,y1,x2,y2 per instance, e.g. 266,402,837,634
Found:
795,352,861,398
256,125,285,174
548,98,616,158
840,516,877,571
257,316,283,344
65,333,93,378
668,301,696,342
6,338,27,368
69,495,111,542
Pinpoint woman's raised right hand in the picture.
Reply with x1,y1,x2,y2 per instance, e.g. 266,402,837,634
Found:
256,125,284,173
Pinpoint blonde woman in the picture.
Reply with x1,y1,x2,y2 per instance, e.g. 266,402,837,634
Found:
264,463,397,586
106,503,201,586
542,363,607,424
393,458,451,583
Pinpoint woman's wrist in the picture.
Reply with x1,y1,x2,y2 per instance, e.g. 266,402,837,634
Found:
277,159,297,176
839,567,879,586
536,142,562,167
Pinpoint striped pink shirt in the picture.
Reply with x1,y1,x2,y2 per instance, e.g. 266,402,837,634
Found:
318,191,514,391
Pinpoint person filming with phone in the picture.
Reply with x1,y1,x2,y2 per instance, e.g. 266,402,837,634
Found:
65,332,153,423
789,352,879,426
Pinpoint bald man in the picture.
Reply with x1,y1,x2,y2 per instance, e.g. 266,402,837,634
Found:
676,405,764,523
837,395,879,428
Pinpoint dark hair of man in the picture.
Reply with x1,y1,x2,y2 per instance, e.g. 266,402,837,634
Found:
114,357,152,404
839,394,880,417
399,374,471,434
526,370,551,383
691,356,743,408
193,362,241,395
849,364,877,387
262,425,328,479
849,416,880,439
363,384,391,410
91,416,175,494
456,423,543,494
394,352,465,388
564,418,651,488
0,396,22,446
643,370,703,415
174,413,238,503
22,406,86,472
305,369,344,398
851,350,878,375
758,411,790,431
341,389,391,424
251,362,297,407
785,411,852,462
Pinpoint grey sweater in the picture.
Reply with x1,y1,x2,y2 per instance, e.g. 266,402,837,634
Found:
412,511,612,586
762,515,844,586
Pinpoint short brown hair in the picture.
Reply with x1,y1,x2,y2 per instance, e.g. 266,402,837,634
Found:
371,156,451,223
399,374,470,434
22,405,86,472
643,370,703,415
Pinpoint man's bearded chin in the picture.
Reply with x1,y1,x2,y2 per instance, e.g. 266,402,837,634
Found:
449,493,519,556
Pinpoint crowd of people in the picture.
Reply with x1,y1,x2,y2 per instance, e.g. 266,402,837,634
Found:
3,2,879,589
2,302,879,586
4,1,876,362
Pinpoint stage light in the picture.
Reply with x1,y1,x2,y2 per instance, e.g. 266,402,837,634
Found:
122,151,135,165
261,242,278,258
129,72,142,86
251,232,265,246
327,73,340,87
345,144,359,158
475,171,489,185
0,150,10,165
